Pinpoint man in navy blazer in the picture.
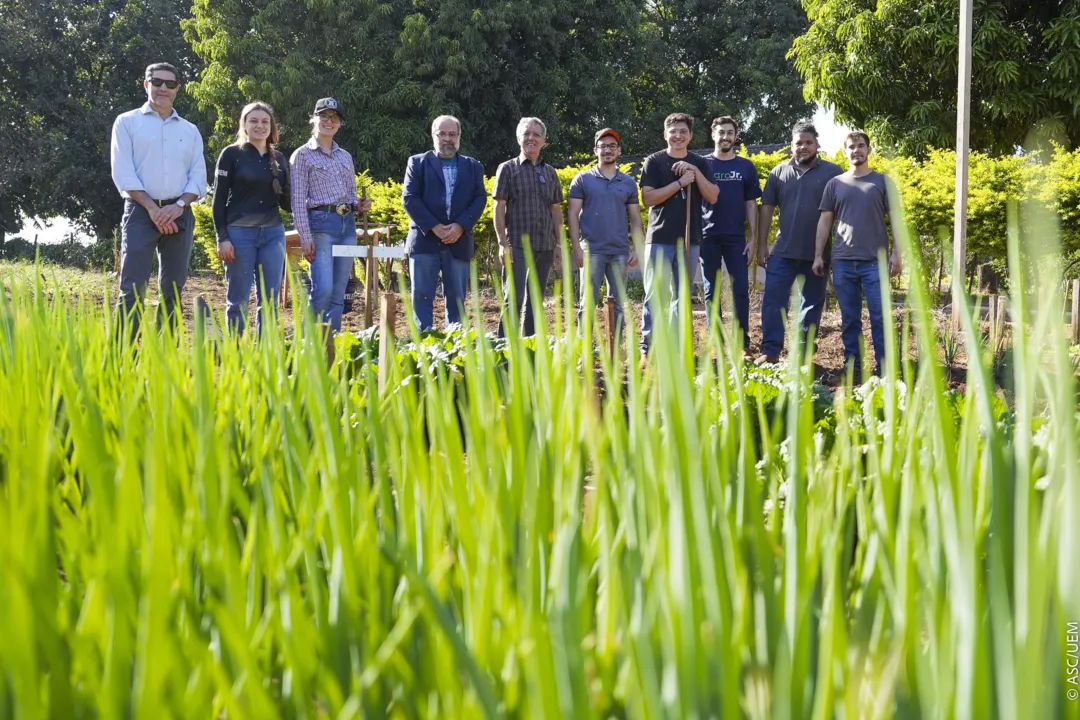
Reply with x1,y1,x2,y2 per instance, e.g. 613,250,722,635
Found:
402,115,487,330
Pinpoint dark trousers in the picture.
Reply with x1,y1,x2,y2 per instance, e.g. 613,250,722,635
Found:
500,245,555,337
116,199,195,335
759,255,828,358
700,235,751,348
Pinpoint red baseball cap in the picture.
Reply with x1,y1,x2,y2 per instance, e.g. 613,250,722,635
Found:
594,128,621,145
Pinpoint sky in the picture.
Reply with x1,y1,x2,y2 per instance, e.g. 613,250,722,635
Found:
813,104,851,154
18,106,850,245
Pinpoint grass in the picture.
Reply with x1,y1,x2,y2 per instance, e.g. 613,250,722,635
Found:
0,215,1078,719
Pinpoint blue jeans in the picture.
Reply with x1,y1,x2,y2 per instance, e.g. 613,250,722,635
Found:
641,242,700,352
832,259,886,373
409,249,471,331
759,255,829,358
578,252,629,336
223,224,286,336
700,235,750,347
308,210,357,331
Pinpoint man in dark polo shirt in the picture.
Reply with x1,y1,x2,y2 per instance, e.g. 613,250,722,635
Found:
494,116,564,336
639,112,719,352
813,131,902,377
700,115,762,354
755,121,843,364
568,127,643,338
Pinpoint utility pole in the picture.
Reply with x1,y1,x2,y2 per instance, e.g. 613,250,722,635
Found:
952,0,973,328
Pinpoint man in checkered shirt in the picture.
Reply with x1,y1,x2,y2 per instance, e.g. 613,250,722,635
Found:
493,117,564,337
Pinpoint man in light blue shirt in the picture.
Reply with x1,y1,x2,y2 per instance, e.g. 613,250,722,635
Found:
110,61,207,334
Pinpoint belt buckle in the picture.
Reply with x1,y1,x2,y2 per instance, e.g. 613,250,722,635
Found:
334,203,350,216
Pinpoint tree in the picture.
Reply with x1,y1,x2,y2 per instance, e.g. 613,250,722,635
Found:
185,0,642,177
0,0,204,241
185,0,412,179
790,0,1080,156
619,0,814,151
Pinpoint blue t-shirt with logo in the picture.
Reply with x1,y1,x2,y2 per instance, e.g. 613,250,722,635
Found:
701,155,762,240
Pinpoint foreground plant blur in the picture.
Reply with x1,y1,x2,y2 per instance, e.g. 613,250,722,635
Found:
0,218,1078,719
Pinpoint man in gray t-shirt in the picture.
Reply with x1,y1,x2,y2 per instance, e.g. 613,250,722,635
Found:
813,131,903,377
568,127,644,338
755,121,843,364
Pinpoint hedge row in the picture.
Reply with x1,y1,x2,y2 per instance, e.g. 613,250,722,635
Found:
191,146,1080,286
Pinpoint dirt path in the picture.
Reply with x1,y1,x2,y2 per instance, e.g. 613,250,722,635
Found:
173,270,937,386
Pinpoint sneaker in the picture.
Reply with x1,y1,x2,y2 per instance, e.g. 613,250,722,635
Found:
754,353,779,365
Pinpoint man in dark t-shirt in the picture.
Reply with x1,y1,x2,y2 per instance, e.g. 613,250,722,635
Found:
700,115,762,353
813,131,903,377
638,112,719,353
756,121,843,364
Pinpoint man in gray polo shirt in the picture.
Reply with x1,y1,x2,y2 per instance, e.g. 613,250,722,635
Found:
568,127,643,337
755,121,842,364
813,131,902,377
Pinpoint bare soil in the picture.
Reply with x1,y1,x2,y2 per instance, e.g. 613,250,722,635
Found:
171,269,951,388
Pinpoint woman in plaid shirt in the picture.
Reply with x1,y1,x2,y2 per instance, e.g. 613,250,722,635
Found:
289,97,372,331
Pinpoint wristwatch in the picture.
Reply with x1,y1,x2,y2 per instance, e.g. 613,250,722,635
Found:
175,198,187,208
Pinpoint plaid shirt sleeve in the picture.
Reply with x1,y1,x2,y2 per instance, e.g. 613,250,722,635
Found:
291,147,313,244
342,150,358,205
493,162,510,201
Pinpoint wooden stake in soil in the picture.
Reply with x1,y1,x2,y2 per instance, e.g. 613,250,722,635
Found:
321,322,336,367
994,294,1007,351
378,292,397,393
1071,279,1080,344
606,297,617,361
361,185,375,329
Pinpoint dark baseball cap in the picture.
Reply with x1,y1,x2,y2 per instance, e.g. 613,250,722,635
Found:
594,128,620,145
314,97,344,119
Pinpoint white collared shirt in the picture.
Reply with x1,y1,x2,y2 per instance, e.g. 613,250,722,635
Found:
110,102,207,201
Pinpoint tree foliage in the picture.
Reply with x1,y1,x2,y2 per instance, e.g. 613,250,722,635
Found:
791,0,1080,156
3,0,816,239
626,0,814,149
185,0,643,175
0,0,203,240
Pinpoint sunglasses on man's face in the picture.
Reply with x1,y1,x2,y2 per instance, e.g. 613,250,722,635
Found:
148,78,180,90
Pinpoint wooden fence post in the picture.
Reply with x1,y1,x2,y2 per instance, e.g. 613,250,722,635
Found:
987,294,1007,351
364,233,377,329
1071,279,1080,345
378,292,397,393
995,295,1007,348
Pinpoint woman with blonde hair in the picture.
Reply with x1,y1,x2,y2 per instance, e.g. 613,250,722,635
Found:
212,101,291,335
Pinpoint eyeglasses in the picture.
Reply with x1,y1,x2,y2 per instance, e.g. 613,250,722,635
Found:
435,131,460,139
148,78,180,89
317,113,342,124
595,142,619,150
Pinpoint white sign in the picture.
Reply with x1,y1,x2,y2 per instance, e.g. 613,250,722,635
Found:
332,245,407,259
